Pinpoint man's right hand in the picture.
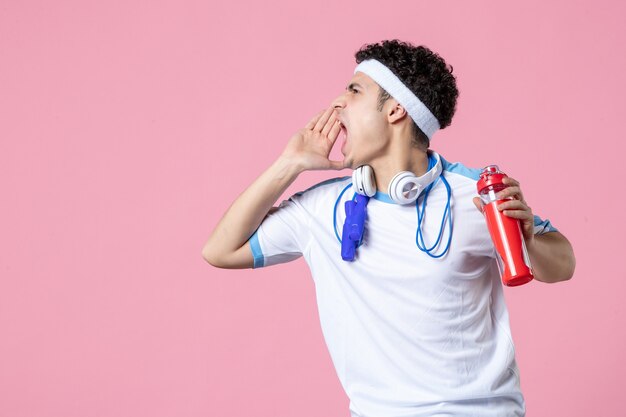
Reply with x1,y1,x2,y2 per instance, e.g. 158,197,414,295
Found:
280,106,345,172
203,106,345,269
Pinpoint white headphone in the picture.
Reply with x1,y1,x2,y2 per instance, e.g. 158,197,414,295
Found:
351,151,443,205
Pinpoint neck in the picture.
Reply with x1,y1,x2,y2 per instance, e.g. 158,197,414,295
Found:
369,138,430,194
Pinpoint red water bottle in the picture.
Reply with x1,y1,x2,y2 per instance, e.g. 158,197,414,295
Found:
477,165,534,287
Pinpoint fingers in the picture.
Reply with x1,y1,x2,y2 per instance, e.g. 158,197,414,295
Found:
305,109,327,130
304,106,341,145
321,111,339,137
497,199,529,211
305,107,340,141
497,186,524,201
496,177,525,203
494,210,530,220
327,119,342,143
497,199,533,220
313,106,335,132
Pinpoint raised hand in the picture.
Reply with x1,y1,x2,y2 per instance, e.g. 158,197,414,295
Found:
280,106,344,171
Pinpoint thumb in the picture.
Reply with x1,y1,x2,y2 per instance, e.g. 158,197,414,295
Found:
328,159,346,170
473,196,484,213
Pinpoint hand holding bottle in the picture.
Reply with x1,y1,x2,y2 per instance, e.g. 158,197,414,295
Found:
475,166,535,287
473,176,536,246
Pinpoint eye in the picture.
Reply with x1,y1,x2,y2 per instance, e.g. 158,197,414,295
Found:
349,87,358,94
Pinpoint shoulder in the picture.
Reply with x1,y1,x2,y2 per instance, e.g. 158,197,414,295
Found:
439,153,482,183
292,176,352,199
436,153,483,201
279,176,352,215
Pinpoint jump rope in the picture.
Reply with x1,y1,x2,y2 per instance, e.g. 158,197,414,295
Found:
332,153,453,260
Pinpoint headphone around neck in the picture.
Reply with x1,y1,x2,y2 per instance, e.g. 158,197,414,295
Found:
336,150,453,261
351,151,443,204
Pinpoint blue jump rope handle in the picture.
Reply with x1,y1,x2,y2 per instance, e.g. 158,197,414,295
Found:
341,194,369,261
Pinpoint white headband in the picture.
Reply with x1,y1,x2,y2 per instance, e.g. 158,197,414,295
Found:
354,59,440,140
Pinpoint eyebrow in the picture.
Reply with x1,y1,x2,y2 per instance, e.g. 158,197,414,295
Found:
346,82,364,90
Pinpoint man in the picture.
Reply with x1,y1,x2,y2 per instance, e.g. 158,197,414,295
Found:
202,39,575,417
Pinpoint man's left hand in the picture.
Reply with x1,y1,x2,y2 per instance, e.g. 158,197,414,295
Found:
472,176,535,246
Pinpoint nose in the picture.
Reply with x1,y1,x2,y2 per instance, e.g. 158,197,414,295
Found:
331,92,346,111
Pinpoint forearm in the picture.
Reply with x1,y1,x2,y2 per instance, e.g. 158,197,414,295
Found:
202,156,303,262
526,232,576,283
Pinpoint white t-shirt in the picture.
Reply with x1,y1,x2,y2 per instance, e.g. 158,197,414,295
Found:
248,150,558,417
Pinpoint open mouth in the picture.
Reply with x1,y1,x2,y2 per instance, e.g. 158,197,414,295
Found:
339,122,348,153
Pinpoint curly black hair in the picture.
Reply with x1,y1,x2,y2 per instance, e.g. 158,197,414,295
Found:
355,39,459,150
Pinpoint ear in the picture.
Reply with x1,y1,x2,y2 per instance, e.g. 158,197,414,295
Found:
386,100,409,124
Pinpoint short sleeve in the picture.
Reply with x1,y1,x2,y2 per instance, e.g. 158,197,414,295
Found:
533,214,559,235
248,194,311,268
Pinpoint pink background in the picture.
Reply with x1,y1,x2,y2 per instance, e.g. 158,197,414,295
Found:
1,1,623,416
